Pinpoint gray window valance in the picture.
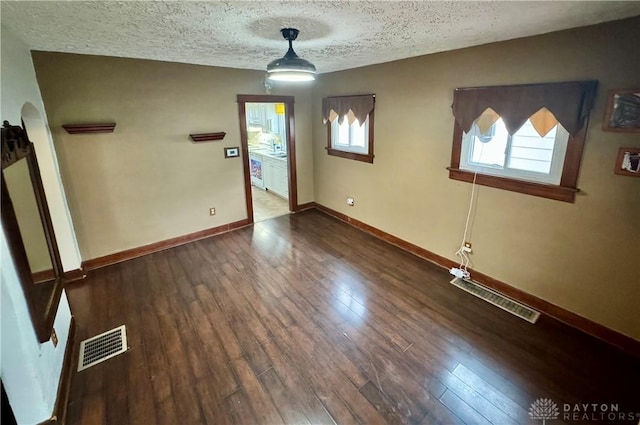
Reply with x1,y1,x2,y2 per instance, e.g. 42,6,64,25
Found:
323,94,375,125
451,80,598,136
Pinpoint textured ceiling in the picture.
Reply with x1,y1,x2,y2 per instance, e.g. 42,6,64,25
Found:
2,1,639,74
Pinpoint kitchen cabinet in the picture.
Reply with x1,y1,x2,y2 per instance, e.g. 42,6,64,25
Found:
262,156,288,199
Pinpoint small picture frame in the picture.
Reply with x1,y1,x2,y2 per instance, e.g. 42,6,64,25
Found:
602,89,640,132
224,147,239,158
614,147,640,177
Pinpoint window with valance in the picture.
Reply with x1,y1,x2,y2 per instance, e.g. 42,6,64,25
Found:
323,94,375,163
448,80,598,202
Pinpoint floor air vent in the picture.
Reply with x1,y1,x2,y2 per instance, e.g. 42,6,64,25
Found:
450,278,540,323
78,325,128,371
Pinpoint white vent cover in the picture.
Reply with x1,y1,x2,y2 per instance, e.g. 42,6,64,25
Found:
78,325,128,371
450,278,540,323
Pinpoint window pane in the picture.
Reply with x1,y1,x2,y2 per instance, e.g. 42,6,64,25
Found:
511,136,555,150
510,147,554,162
508,158,552,173
331,115,369,154
461,117,569,184
351,119,366,148
333,119,350,146
508,121,557,174
469,119,508,167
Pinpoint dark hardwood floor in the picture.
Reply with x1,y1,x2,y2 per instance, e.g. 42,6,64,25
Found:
65,210,640,425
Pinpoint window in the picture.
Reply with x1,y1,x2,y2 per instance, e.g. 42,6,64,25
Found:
331,115,370,153
323,94,375,163
460,117,569,185
449,81,598,202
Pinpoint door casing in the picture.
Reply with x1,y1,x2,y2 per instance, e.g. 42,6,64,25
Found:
237,95,298,224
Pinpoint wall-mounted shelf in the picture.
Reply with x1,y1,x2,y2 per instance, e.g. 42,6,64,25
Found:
190,132,226,142
62,123,116,134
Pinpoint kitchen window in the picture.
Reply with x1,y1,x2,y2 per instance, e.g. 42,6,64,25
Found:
448,81,598,202
323,94,375,163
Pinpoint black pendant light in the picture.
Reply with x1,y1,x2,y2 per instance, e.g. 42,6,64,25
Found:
267,28,316,82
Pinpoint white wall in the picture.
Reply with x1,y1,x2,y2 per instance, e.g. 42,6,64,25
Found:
1,27,82,272
1,228,72,424
0,27,76,424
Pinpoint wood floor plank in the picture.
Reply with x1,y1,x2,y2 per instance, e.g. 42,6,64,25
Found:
418,398,466,425
283,268,450,404
103,353,130,425
172,380,205,424
258,367,312,425
452,363,528,422
331,379,388,425
261,339,338,425
166,250,197,303
269,325,363,424
270,274,370,390
231,357,285,425
154,397,180,425
217,273,271,344
440,372,519,425
195,378,234,425
65,211,640,425
193,283,244,360
439,389,493,425
185,300,238,397
310,308,445,423
155,313,199,389
125,347,158,425
78,392,106,425
66,400,83,425
224,389,258,425
206,274,273,375
359,380,412,425
317,390,364,425
314,274,413,351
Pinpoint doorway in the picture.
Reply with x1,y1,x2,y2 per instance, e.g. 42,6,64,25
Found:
237,95,297,224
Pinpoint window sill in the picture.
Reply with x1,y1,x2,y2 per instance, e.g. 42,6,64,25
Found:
327,148,374,163
447,168,579,202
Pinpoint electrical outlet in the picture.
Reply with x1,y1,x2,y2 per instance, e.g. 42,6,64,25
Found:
51,328,58,347
463,242,473,253
209,208,216,216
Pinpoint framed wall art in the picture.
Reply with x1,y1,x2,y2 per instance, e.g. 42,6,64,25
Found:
614,147,640,177
602,89,640,132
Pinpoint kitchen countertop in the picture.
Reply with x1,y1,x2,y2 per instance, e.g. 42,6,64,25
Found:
249,148,287,161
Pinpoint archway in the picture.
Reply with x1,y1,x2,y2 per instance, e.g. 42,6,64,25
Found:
20,102,83,273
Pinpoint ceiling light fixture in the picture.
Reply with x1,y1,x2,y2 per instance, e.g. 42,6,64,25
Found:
267,28,316,82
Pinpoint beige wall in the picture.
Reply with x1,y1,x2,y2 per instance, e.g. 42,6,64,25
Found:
32,53,314,261
312,17,640,340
